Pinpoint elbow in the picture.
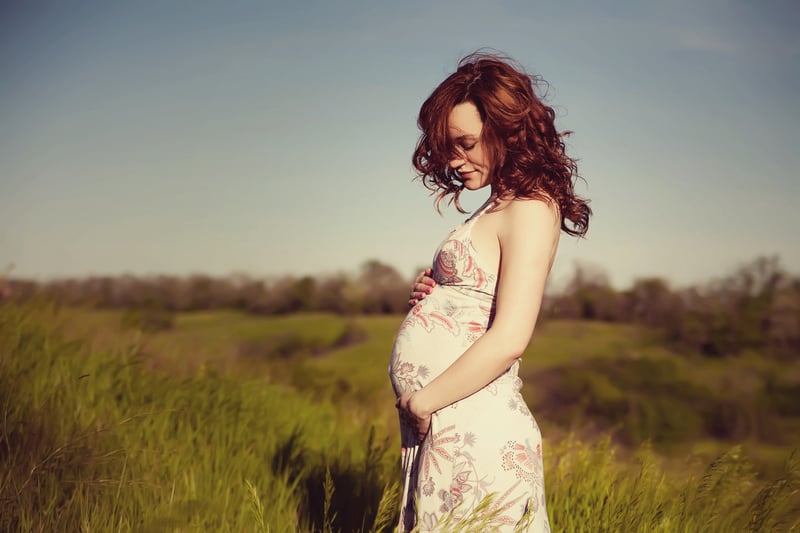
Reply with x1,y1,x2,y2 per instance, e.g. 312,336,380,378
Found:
506,341,529,362
489,328,532,362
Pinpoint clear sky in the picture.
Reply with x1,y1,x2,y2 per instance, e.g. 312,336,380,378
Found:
1,0,798,289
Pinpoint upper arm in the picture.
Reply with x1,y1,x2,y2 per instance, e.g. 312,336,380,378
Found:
490,199,560,354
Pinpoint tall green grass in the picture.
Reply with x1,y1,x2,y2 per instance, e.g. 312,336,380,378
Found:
2,302,799,531
1,303,396,531
546,438,800,532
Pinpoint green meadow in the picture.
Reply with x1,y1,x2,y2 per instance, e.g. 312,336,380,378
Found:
2,302,799,532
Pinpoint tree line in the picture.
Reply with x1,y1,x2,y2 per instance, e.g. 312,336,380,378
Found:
3,256,798,358
547,256,799,358
4,260,410,315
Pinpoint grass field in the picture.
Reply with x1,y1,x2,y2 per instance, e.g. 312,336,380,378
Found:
2,302,799,531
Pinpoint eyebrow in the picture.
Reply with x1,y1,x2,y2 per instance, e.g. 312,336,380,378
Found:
452,134,478,142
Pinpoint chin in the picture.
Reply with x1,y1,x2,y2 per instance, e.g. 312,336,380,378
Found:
464,181,489,191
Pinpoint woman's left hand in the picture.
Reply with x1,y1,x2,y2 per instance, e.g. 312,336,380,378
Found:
396,391,431,443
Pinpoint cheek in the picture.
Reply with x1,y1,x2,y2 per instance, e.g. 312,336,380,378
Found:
476,147,490,168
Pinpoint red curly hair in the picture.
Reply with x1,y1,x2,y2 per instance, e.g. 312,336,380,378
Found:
413,52,591,237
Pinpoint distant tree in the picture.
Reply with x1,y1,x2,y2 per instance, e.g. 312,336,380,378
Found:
186,275,216,310
767,280,800,357
317,274,356,315
669,287,731,356
554,262,622,321
288,276,318,313
267,275,319,314
4,280,33,302
727,256,785,349
237,278,273,314
668,256,794,357
358,260,408,314
623,277,681,328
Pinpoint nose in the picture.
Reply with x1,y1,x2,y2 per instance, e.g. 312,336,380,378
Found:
449,155,466,169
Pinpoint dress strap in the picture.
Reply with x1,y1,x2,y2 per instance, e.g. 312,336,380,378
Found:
466,198,496,226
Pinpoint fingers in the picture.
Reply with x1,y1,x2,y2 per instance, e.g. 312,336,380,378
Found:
398,407,418,431
416,416,431,442
410,414,430,442
411,287,432,298
409,270,436,308
414,269,436,287
396,399,431,443
407,291,428,308
409,277,436,299
419,274,435,289
408,287,425,308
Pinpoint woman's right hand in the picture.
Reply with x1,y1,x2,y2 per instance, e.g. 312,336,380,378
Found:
409,268,436,308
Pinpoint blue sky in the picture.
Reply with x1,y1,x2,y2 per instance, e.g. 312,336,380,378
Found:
1,1,798,289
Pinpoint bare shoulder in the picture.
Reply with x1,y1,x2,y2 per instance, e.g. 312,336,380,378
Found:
497,197,560,232
495,196,561,269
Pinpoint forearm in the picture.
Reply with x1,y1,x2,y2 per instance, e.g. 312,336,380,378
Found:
411,328,524,416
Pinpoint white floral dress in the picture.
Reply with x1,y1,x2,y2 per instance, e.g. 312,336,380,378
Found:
389,202,550,532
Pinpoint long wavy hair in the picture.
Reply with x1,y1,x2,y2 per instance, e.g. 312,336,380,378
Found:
413,52,591,237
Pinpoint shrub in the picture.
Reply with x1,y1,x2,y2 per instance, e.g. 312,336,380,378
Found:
539,358,785,445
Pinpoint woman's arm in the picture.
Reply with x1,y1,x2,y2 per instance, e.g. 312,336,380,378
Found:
406,198,560,419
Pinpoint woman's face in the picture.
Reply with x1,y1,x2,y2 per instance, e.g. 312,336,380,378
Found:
447,101,491,190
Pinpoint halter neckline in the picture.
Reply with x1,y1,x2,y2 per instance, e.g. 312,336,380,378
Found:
466,197,496,225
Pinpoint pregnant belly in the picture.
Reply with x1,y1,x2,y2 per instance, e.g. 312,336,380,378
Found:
389,294,489,393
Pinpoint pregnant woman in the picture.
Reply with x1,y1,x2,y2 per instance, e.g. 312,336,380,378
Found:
389,52,591,532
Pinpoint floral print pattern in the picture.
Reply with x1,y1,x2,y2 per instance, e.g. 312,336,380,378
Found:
389,202,550,532
500,441,540,483
435,248,463,285
391,358,430,394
